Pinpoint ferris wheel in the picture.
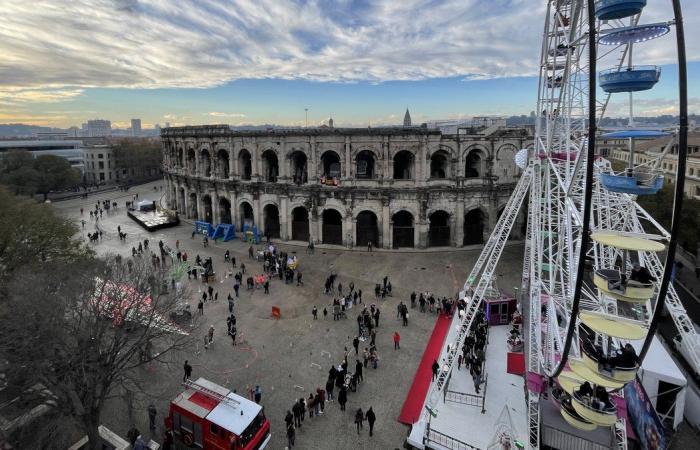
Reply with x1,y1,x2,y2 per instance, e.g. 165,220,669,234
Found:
525,0,690,448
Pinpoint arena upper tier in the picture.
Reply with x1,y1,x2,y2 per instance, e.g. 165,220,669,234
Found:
161,124,532,249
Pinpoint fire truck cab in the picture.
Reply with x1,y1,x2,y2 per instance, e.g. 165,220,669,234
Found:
167,378,271,449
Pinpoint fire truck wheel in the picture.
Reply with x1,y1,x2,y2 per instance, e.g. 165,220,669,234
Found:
183,432,195,446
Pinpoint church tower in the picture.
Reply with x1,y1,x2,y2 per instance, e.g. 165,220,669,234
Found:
403,108,412,127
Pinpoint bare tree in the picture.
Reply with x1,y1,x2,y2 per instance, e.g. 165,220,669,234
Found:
0,253,196,449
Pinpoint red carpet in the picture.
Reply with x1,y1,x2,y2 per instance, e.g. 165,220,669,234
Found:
398,313,452,425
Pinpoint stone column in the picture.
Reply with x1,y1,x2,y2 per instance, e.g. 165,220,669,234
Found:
194,150,200,178
279,140,287,181
421,138,428,184
351,218,357,249
344,213,353,248
212,192,220,225
455,194,465,247
182,189,189,218
196,193,203,221
229,191,237,228
228,148,235,180
344,137,351,179
382,200,391,249
280,196,289,240
449,214,457,247
253,140,260,181
310,137,317,182
417,220,429,249
382,139,389,179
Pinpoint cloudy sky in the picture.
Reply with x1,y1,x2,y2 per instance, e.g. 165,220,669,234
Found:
1,0,698,128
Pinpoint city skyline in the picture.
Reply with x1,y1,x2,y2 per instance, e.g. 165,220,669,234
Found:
1,1,699,128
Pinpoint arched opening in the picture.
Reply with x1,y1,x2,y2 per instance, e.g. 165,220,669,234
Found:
356,150,376,179
428,210,451,247
322,209,343,245
393,151,414,180
188,192,198,219
291,206,310,242
356,211,379,248
187,149,196,176
178,148,184,169
261,150,279,182
430,151,449,179
238,149,252,180
178,187,186,213
263,204,281,238
219,197,232,225
290,151,308,185
321,151,341,180
217,149,230,179
463,209,486,245
465,150,483,178
239,201,254,230
202,195,213,223
392,210,414,249
497,145,518,181
201,150,212,177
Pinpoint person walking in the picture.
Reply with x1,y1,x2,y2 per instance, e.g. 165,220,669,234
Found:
147,403,157,430
374,308,380,328
264,279,270,294
296,271,303,286
286,423,295,448
316,387,326,413
365,407,376,436
312,306,318,320
228,295,235,313
207,325,214,344
254,385,262,403
338,385,348,411
355,408,364,433
292,400,302,427
367,241,372,253
363,347,370,368
325,376,335,402
183,360,192,382
393,331,401,350
229,325,237,345
355,359,363,383
431,360,440,381
353,336,360,354
198,300,204,315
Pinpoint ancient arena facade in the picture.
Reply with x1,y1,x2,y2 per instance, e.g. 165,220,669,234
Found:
161,125,532,249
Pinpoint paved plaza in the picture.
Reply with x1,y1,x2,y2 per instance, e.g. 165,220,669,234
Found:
52,181,525,449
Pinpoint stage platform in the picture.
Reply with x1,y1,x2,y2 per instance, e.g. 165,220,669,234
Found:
127,209,179,232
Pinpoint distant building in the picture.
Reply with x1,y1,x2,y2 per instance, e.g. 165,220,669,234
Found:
165,122,171,128
403,109,412,127
35,132,68,140
0,139,84,172
131,119,142,137
83,119,112,137
82,144,117,185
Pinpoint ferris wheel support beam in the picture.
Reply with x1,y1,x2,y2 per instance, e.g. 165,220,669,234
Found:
638,0,688,363
550,0,597,379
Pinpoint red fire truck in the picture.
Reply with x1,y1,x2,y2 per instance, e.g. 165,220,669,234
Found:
166,378,271,449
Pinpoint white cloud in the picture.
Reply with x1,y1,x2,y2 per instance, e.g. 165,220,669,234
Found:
205,112,247,118
1,0,695,100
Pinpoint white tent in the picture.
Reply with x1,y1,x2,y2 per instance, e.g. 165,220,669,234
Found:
136,199,155,211
632,336,687,430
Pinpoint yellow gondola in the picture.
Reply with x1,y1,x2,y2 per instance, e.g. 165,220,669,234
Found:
591,232,665,252
581,350,638,383
593,270,654,303
561,405,598,431
579,311,647,340
569,359,626,389
572,394,618,427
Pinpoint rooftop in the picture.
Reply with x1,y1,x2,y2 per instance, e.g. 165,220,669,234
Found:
162,124,443,138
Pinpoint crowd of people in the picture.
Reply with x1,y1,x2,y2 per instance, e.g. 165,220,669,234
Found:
458,309,489,394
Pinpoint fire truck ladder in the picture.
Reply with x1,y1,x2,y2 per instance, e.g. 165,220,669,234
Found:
184,380,240,409
435,166,532,392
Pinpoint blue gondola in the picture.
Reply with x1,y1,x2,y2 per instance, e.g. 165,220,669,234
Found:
595,0,646,21
600,130,670,139
600,172,663,195
599,66,660,93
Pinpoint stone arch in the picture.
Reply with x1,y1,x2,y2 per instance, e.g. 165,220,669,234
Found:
238,149,252,180
392,210,415,248
430,149,451,179
291,206,310,242
428,210,451,247
289,150,308,185
463,208,487,245
200,149,212,177
261,149,279,182
356,210,379,248
238,201,254,230
188,192,198,219
355,149,376,179
202,194,213,223
216,149,230,179
496,143,518,181
320,150,342,179
262,203,281,238
465,148,486,178
393,150,414,180
322,208,343,245
219,197,232,224
187,148,196,176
